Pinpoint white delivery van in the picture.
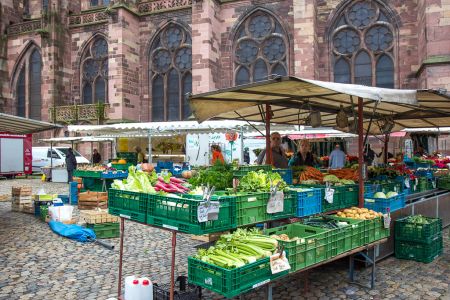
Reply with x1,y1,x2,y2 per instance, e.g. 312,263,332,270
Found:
32,147,90,172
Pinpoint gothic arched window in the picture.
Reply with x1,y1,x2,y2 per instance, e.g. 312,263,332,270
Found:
233,11,288,85
14,47,42,120
330,0,395,88
149,24,192,121
81,37,108,104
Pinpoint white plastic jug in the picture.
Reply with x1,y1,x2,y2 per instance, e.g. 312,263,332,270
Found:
139,277,153,300
124,276,140,300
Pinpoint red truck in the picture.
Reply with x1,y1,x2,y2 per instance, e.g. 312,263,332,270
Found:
0,133,33,177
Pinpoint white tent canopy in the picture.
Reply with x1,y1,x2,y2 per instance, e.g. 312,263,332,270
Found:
68,120,298,137
40,136,114,143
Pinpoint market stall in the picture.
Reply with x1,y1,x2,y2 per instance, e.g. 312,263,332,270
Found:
97,77,450,300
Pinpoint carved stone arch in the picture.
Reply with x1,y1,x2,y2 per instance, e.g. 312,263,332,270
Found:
10,41,41,92
147,21,192,121
230,7,290,86
327,0,398,88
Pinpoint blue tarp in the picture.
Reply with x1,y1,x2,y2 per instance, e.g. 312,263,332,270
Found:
49,221,96,243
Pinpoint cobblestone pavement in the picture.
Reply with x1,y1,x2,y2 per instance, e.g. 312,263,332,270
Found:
0,179,449,300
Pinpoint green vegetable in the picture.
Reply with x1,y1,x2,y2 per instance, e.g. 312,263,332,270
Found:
110,166,156,193
323,174,340,183
188,162,233,190
238,170,287,192
406,215,430,224
374,192,387,199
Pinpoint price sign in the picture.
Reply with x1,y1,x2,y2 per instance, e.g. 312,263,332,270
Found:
267,191,284,214
270,251,290,274
432,180,436,189
197,201,220,223
383,214,391,229
325,188,335,204
404,178,410,189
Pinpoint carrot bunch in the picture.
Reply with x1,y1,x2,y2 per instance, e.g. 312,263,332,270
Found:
299,166,324,182
328,168,358,181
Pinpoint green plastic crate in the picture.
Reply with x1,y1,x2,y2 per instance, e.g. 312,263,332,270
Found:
86,222,120,239
364,217,390,244
395,233,443,263
108,189,147,223
263,223,335,272
73,170,102,178
437,177,450,190
395,216,442,244
111,163,133,171
188,256,287,298
232,165,272,178
298,184,358,212
145,193,236,234
116,152,138,165
82,178,104,192
326,216,366,252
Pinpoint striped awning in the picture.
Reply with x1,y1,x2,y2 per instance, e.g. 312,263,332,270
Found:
0,113,62,134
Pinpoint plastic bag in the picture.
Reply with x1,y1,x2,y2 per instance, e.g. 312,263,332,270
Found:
49,205,74,222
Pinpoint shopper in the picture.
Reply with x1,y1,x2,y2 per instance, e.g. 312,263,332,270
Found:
211,144,225,164
256,132,288,168
66,148,77,183
289,140,315,167
136,146,144,164
243,147,250,164
364,144,375,166
92,149,101,164
329,144,346,169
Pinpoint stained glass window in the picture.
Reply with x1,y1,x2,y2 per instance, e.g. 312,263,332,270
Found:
234,11,288,85
13,47,42,120
91,0,109,7
149,23,192,121
331,0,395,87
81,37,108,104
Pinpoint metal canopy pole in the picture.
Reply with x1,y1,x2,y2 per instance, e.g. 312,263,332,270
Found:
384,134,389,164
170,231,177,300
118,217,125,298
148,130,152,163
265,104,272,165
90,141,94,165
240,127,244,164
358,97,364,207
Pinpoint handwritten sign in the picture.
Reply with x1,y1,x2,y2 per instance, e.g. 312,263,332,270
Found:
383,214,391,229
325,188,335,204
404,178,410,189
197,201,220,223
267,191,284,214
270,251,290,274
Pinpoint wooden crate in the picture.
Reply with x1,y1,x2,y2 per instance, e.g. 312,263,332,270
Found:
190,231,226,243
0,195,10,202
12,203,34,213
11,186,32,196
12,195,32,204
78,191,108,210
80,209,119,224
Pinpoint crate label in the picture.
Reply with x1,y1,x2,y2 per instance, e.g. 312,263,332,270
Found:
267,191,284,214
404,178,410,189
325,188,335,204
383,214,391,229
162,224,178,231
119,214,131,219
365,199,375,203
197,201,220,222
252,279,270,289
270,251,290,274
204,277,213,286
248,197,257,202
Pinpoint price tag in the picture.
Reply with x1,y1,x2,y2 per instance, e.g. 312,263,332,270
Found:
270,251,290,274
415,178,418,185
383,214,391,229
432,180,436,189
197,201,220,222
404,178,410,189
325,188,335,204
267,191,284,214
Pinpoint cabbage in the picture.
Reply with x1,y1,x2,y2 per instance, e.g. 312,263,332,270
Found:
374,192,387,199
386,191,398,198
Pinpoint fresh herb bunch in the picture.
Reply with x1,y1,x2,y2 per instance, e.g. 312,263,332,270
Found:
188,161,233,190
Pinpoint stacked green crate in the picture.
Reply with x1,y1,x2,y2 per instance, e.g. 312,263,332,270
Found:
395,215,443,263
437,176,450,190
86,222,120,239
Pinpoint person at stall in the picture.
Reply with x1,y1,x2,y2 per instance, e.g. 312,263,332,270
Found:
211,144,225,164
414,145,427,157
364,144,375,166
243,147,250,164
329,144,346,169
256,132,288,168
136,146,144,164
288,140,315,167
92,149,101,164
375,147,393,165
66,148,77,183
143,147,149,163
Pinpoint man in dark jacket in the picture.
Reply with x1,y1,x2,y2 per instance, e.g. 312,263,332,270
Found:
66,148,77,183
